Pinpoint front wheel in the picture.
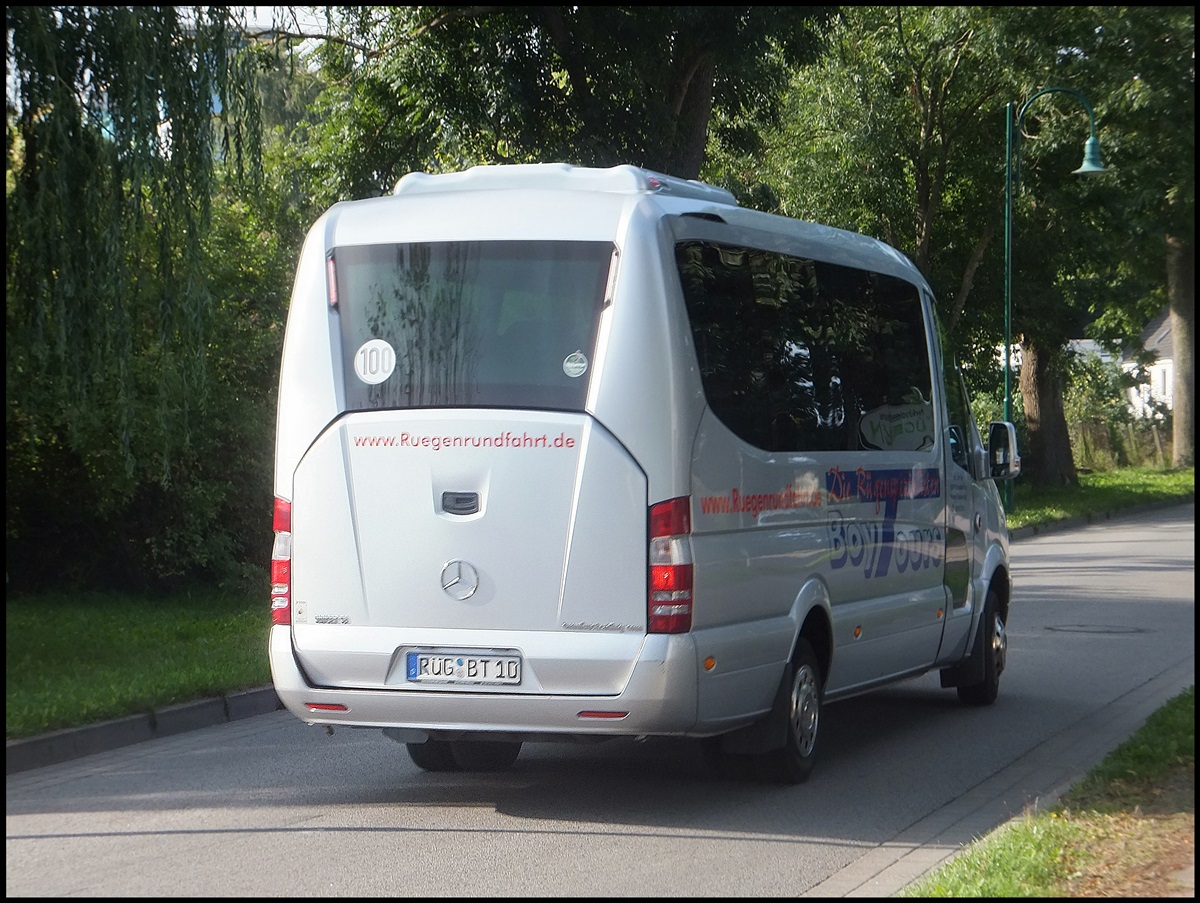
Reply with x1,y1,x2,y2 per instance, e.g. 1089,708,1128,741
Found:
757,638,823,785
958,587,1006,706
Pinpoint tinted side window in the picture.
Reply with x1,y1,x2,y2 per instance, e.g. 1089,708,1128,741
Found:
941,349,977,473
676,240,933,453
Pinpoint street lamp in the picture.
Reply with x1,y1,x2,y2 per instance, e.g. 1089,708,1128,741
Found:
1003,87,1108,509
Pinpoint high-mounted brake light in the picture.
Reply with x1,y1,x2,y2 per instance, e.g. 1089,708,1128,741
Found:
648,496,693,634
271,497,292,626
326,255,339,310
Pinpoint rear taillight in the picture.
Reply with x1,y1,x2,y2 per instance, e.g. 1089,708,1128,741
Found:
271,497,292,626
648,496,693,634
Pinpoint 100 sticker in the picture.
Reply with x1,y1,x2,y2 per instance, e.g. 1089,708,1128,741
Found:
354,338,396,385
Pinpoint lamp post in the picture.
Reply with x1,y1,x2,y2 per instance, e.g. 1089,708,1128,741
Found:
1003,87,1108,510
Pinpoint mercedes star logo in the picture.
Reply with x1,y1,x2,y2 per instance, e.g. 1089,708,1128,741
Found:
440,559,480,600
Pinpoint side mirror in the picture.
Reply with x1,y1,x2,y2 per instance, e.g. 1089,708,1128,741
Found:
987,421,1022,481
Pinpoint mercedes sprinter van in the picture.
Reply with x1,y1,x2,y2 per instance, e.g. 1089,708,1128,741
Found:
269,163,1021,783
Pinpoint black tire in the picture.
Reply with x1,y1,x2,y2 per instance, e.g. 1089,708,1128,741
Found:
958,587,1006,706
406,739,460,772
450,739,522,771
757,638,822,785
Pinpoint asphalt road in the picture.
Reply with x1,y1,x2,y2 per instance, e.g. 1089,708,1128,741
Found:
6,501,1194,896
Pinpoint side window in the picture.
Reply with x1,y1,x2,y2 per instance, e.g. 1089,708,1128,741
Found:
942,350,976,474
676,240,934,453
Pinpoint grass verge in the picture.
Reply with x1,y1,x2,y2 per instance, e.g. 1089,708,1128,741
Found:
5,588,267,739
901,686,1195,897
1006,466,1194,531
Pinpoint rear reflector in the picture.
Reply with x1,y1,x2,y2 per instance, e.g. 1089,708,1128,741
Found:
305,703,348,712
648,496,693,634
577,711,629,720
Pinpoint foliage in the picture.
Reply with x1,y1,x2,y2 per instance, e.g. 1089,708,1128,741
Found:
6,7,268,592
1064,351,1139,429
709,6,1193,488
258,5,835,204
1061,349,1172,470
5,6,1192,594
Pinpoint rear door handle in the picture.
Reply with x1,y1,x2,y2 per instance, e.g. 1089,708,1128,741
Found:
442,491,480,515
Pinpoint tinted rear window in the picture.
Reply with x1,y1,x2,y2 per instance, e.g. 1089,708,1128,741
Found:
334,241,613,411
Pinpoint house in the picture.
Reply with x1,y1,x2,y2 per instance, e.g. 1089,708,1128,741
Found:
1062,308,1173,421
1124,308,1174,419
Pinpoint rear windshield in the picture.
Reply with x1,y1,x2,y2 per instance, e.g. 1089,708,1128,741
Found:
333,241,613,411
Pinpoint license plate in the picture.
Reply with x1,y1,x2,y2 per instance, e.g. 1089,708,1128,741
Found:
405,650,522,686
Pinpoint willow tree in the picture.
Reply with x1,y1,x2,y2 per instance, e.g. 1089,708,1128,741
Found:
6,7,263,590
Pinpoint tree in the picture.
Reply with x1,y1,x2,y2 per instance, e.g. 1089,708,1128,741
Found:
6,7,265,590
711,8,1025,339
710,6,1193,486
1011,7,1194,476
1167,236,1194,466
1076,8,1194,467
254,5,835,204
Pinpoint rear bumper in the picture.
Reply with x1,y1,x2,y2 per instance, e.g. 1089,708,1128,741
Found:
269,625,700,738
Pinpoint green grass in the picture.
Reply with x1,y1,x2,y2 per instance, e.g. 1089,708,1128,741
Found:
4,465,1193,741
5,589,268,739
901,686,1195,897
1006,466,1194,531
902,812,1092,897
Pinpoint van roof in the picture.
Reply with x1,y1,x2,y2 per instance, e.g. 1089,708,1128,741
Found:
393,163,739,207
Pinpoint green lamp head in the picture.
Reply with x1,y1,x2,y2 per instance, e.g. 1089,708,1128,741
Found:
1073,135,1108,175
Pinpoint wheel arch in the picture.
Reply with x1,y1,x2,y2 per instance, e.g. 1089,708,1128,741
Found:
787,573,833,687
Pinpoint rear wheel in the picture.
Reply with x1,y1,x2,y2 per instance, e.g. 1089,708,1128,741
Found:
757,638,822,785
406,739,460,772
451,739,523,771
958,587,1006,706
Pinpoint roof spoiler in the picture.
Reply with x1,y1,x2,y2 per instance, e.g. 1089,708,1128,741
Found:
393,162,738,206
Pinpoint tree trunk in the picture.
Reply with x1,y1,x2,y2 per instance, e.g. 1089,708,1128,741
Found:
1018,339,1079,486
666,51,716,180
1166,232,1194,468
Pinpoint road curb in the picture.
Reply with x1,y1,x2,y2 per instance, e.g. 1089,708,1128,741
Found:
5,686,283,775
